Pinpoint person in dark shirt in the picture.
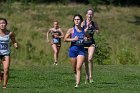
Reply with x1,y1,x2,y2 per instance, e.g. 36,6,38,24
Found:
82,9,99,84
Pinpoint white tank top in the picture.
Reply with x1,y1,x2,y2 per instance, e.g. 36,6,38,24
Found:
0,32,10,55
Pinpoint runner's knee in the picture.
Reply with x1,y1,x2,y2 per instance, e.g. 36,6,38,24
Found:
3,68,9,74
88,57,93,62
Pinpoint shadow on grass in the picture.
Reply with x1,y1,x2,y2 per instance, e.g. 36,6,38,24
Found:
10,86,46,89
95,82,118,88
124,75,140,81
128,15,140,25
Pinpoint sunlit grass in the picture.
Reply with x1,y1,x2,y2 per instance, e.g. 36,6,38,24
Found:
0,3,139,65
0,65,140,93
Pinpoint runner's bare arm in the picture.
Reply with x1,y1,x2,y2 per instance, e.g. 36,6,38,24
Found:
64,28,78,42
46,29,52,42
94,22,99,33
58,28,64,38
10,32,18,49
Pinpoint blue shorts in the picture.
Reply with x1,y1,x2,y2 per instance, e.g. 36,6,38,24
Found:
69,46,85,58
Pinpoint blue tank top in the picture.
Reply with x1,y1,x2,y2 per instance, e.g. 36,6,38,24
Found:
0,32,10,55
71,26,85,46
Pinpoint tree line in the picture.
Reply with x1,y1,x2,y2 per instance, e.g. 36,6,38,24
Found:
0,0,140,6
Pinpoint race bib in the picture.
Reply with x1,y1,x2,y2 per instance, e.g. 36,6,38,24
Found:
75,40,84,45
53,38,59,44
0,43,8,50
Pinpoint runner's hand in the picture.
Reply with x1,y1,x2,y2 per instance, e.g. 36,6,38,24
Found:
73,36,78,41
14,43,18,49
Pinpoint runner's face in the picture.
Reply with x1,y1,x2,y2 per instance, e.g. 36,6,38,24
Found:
86,10,93,20
74,16,81,26
0,20,7,30
53,22,59,29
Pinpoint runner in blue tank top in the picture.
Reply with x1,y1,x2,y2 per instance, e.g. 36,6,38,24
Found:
81,9,99,84
69,26,85,57
0,18,18,89
64,14,85,88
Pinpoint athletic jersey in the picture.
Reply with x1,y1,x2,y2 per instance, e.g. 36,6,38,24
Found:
71,26,85,46
51,30,61,44
69,26,85,57
0,32,10,55
84,20,96,44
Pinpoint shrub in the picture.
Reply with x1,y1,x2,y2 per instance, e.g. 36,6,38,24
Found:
94,33,112,65
117,48,138,65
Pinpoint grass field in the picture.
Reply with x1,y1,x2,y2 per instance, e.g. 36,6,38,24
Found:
0,3,140,65
0,64,140,93
0,2,140,93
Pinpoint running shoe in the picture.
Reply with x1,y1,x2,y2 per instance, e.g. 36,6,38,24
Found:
89,79,94,83
2,85,6,89
74,84,79,88
53,62,58,65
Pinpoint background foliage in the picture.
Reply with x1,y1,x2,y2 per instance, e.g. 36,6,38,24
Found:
0,2,139,66
0,0,140,5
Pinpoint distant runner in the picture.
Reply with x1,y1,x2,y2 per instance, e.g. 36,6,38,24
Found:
46,21,64,65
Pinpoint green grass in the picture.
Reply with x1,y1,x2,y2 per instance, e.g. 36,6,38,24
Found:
0,3,140,65
0,64,140,93
0,3,140,92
